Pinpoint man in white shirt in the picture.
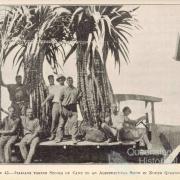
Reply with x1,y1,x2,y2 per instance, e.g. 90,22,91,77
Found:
55,77,82,144
41,74,66,140
101,105,123,143
121,106,152,149
102,106,152,149
19,108,41,163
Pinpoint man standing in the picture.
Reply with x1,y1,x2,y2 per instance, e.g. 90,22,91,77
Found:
0,106,20,163
41,74,66,140
47,75,56,95
46,75,56,133
19,108,41,163
56,76,82,144
0,70,29,116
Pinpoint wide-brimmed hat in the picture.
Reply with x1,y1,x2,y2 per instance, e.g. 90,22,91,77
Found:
56,74,66,81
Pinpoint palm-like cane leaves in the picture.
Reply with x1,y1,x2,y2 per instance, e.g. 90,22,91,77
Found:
0,5,73,126
64,6,138,125
0,5,72,75
0,5,139,127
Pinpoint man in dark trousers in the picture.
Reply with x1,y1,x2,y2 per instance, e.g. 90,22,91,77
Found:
0,70,29,116
0,106,20,163
56,76,82,144
19,108,41,163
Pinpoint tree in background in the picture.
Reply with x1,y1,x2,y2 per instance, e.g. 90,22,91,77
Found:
0,5,138,131
0,5,72,130
65,6,139,127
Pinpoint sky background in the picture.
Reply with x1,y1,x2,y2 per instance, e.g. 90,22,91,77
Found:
1,5,180,125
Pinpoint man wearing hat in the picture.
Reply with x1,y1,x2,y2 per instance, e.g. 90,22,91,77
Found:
56,76,82,144
41,74,66,140
0,70,29,117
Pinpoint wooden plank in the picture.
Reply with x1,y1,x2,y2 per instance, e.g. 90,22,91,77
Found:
151,102,155,125
15,140,137,147
114,94,162,103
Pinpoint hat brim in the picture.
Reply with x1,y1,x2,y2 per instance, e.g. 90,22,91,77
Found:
56,76,66,81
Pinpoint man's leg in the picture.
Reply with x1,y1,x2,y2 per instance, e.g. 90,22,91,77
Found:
0,136,9,163
55,108,67,142
50,103,60,140
68,112,78,144
25,137,40,163
47,102,53,132
142,133,152,150
19,135,29,161
4,136,18,163
101,123,117,142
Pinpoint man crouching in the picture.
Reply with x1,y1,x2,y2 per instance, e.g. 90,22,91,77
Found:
19,108,40,163
0,106,20,163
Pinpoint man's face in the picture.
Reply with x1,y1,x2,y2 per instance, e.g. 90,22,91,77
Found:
8,107,15,118
67,78,73,86
113,106,118,115
26,109,33,119
16,76,22,85
124,109,132,116
48,77,54,86
58,78,65,85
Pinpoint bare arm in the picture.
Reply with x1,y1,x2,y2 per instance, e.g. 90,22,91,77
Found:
0,69,7,87
41,94,54,107
124,116,146,128
0,119,20,135
77,90,82,103
31,126,40,139
27,119,41,143
135,115,146,124
123,117,137,129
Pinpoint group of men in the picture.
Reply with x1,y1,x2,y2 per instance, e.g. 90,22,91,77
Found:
101,106,152,149
0,70,43,163
0,71,81,163
41,74,81,144
0,70,152,163
0,107,40,163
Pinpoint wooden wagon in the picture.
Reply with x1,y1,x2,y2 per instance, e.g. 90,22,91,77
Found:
11,93,170,163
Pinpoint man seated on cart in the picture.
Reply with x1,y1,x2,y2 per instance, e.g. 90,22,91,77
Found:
101,105,124,143
0,106,21,163
101,106,152,149
19,108,41,163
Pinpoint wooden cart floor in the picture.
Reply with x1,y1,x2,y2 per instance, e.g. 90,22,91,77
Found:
39,139,137,147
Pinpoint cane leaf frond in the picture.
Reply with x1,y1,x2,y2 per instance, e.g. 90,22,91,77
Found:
65,5,139,72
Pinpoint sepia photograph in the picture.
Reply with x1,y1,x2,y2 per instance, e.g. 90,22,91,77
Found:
0,2,180,165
